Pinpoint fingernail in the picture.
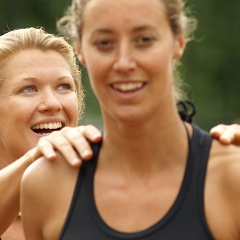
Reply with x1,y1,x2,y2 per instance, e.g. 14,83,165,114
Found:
72,157,81,165
82,149,92,158
47,154,56,161
93,132,102,139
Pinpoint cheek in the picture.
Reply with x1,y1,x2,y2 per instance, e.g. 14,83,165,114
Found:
62,94,79,126
85,60,108,97
147,51,174,78
0,97,33,122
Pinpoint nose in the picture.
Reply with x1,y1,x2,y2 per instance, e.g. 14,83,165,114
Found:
113,42,136,73
37,89,62,113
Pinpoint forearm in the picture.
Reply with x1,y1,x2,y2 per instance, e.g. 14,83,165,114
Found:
0,151,33,235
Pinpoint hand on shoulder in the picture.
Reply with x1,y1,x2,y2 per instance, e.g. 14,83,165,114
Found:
210,124,240,146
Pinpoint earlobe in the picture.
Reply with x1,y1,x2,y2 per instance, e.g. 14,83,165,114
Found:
77,55,86,66
174,35,186,60
75,43,86,66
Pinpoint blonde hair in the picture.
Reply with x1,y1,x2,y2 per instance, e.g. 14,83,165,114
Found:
0,27,84,119
57,0,197,103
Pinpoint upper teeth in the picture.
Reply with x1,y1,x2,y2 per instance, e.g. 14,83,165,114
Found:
32,122,62,130
112,83,143,91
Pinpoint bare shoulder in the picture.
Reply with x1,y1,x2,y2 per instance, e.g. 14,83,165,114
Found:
21,150,80,207
21,152,80,240
205,140,240,239
21,152,79,199
22,151,79,185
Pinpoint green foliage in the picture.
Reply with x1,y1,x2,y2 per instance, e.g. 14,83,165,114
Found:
0,0,103,128
0,0,239,130
0,0,70,34
183,0,240,130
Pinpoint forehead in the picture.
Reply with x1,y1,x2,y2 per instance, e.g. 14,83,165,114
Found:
0,49,73,92
82,0,167,30
4,49,71,78
6,49,68,67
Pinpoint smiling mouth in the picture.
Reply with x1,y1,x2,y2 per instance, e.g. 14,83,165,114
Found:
112,82,145,92
31,122,64,135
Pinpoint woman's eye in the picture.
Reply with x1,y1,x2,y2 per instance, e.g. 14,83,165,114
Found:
57,84,71,91
137,36,154,46
95,39,114,50
22,86,36,93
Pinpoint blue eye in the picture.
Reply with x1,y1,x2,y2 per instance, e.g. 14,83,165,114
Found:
22,86,35,93
57,84,71,91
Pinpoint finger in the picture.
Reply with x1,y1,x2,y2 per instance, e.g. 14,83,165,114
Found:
219,124,240,146
210,124,226,138
38,133,82,167
78,125,102,142
219,131,233,145
37,137,57,161
62,127,96,161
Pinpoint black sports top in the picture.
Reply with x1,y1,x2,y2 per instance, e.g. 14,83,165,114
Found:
60,125,214,240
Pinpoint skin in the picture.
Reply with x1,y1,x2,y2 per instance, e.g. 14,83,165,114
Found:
210,124,240,146
0,31,104,238
21,0,240,240
0,49,78,164
39,124,240,164
0,26,236,240
0,49,78,239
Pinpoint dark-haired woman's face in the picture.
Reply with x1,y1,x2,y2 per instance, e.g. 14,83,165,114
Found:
77,0,185,123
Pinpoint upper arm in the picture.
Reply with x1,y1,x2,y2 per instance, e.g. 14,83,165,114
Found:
21,153,79,240
20,157,48,239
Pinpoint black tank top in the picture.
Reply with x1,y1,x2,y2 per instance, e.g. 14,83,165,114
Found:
60,125,214,240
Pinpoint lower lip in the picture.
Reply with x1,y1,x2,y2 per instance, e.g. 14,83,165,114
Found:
31,129,60,137
111,85,145,99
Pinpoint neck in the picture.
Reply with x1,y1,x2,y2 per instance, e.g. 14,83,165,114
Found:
100,108,191,175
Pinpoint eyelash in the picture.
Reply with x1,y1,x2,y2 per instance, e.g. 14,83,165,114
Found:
57,84,71,90
20,84,72,94
94,35,155,51
21,86,36,93
137,36,154,44
95,39,115,50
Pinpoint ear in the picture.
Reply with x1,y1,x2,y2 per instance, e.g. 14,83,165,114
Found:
173,34,186,60
75,42,86,66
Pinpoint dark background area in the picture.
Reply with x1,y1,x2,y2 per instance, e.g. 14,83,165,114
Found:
0,0,239,130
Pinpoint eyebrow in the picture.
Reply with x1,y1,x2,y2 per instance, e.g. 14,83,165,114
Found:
16,77,36,84
91,25,157,35
132,25,158,32
16,76,73,85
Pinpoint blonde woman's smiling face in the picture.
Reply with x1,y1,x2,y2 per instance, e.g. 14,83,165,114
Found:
0,49,78,163
77,0,185,124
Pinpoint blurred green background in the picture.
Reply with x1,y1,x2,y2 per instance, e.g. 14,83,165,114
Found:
0,0,239,131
